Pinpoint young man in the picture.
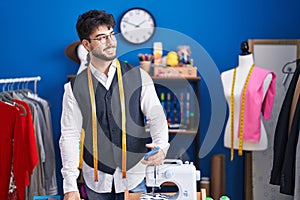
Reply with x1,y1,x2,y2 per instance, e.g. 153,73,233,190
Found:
59,10,169,200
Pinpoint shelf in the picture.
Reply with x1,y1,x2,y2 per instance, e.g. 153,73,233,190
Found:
151,76,200,169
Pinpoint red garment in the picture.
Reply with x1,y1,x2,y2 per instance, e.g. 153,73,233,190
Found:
0,101,18,200
0,100,38,200
8,189,19,200
13,99,38,200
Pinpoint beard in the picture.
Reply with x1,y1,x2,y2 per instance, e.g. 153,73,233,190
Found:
91,45,117,61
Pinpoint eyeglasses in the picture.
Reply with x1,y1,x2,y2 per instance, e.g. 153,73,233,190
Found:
89,32,116,44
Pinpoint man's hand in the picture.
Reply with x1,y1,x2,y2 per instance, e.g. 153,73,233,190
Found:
141,143,165,166
64,191,81,200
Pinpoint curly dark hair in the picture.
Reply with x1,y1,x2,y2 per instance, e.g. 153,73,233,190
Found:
76,10,116,41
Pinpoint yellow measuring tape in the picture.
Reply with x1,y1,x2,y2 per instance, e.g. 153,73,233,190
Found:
115,60,127,179
78,128,85,170
79,60,127,181
230,64,254,160
230,68,237,161
87,65,99,181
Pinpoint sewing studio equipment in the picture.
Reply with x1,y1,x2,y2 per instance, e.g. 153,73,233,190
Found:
141,159,201,200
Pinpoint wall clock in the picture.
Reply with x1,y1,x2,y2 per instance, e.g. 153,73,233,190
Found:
119,8,156,45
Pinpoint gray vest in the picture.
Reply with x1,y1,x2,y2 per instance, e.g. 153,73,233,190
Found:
71,62,148,174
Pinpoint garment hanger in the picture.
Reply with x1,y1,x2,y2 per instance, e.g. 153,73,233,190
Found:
0,76,41,116
0,82,27,116
282,60,297,87
13,81,25,99
0,91,27,116
23,80,33,94
282,60,296,74
14,81,31,97
16,102,27,116
0,83,14,103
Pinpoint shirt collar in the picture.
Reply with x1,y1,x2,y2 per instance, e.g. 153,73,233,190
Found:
89,59,117,82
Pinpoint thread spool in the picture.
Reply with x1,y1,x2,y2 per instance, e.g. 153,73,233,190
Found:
200,177,211,197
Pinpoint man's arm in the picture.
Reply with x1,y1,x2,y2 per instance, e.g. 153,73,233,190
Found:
139,69,170,163
59,82,83,194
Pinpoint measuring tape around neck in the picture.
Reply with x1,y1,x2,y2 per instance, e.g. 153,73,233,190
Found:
230,64,254,160
86,60,127,181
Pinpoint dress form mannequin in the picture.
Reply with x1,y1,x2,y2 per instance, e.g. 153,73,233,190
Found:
77,44,88,74
221,42,273,151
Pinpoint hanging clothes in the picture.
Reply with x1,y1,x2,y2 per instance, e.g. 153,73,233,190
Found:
14,98,39,200
13,91,58,199
0,99,38,200
0,101,20,200
294,77,300,199
24,93,58,198
270,60,300,196
280,94,300,195
24,97,46,199
295,128,300,199
0,77,58,200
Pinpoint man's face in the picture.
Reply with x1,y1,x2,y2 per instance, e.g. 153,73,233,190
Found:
88,25,117,61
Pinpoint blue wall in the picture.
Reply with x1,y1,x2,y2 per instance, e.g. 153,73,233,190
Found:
1,0,300,199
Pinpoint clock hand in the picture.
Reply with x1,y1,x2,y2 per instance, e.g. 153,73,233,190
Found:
137,20,146,27
123,20,138,27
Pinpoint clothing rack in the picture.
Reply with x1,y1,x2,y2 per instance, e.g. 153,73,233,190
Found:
0,76,41,93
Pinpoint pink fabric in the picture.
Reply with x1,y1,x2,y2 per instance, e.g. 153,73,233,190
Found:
238,67,276,142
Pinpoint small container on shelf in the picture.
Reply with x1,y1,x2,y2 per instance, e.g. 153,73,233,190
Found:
138,53,153,74
140,61,152,73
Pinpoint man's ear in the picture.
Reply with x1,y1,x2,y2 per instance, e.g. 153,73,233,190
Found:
82,39,91,52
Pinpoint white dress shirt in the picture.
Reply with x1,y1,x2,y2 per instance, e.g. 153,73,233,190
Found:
59,59,169,193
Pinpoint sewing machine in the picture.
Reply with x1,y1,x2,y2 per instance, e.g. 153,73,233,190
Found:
144,159,201,200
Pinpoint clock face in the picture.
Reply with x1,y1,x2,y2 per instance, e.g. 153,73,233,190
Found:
119,8,156,44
